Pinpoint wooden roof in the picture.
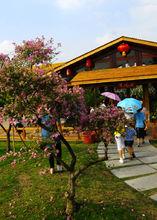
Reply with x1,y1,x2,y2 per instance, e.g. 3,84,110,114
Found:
69,64,157,86
41,62,64,72
54,36,157,72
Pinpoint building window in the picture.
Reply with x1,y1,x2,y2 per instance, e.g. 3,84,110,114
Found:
116,50,136,68
142,52,157,66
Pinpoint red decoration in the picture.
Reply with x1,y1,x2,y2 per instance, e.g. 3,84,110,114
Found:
117,43,130,57
66,68,72,76
85,58,93,68
117,82,135,89
83,131,97,144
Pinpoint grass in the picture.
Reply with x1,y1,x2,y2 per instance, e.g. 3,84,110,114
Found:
0,141,157,219
150,140,157,148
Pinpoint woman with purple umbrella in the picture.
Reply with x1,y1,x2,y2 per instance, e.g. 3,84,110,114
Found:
101,92,121,106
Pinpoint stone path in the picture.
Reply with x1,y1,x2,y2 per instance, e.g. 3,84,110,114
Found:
98,140,157,201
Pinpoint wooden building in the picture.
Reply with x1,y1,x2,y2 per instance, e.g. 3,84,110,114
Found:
55,36,157,138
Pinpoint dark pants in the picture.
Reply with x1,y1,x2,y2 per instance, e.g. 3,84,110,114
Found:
136,127,145,138
49,140,62,168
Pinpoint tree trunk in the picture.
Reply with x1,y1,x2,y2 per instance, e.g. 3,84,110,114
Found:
103,141,108,160
0,123,12,152
6,124,12,152
65,171,76,220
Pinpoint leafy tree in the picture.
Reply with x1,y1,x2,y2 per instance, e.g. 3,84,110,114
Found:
0,37,59,152
84,87,104,108
0,37,126,220
0,53,13,151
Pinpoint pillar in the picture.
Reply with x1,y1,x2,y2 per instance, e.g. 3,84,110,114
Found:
142,83,150,122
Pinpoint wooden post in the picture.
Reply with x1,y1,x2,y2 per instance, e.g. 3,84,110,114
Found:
12,126,15,152
142,83,150,122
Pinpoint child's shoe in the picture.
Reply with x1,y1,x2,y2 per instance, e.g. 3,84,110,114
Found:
119,158,124,163
50,168,54,174
132,153,136,158
57,165,62,172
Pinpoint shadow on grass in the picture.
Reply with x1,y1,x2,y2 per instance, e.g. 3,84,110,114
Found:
74,201,141,220
45,201,144,220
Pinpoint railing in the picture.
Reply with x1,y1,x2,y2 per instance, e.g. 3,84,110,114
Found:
0,126,83,142
0,127,41,141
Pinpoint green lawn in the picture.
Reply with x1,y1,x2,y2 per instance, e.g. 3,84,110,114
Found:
150,140,157,148
0,141,157,219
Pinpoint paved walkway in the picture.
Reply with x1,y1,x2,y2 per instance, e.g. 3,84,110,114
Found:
97,140,157,201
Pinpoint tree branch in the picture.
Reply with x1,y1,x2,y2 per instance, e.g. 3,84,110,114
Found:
13,125,28,149
0,123,7,133
59,132,76,170
73,156,107,181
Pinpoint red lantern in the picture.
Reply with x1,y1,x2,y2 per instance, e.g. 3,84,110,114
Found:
66,68,72,76
117,43,130,57
85,58,93,68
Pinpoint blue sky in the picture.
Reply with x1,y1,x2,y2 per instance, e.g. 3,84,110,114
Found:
0,0,157,62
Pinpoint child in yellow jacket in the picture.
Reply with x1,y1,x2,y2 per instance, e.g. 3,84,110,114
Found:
114,125,125,163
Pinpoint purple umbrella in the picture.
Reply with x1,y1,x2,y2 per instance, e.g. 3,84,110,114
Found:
101,92,121,101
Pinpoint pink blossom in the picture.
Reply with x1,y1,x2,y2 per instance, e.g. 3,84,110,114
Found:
0,155,7,161
30,152,38,159
11,160,16,168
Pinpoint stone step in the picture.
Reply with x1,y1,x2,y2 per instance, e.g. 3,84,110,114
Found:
111,164,156,179
125,173,157,191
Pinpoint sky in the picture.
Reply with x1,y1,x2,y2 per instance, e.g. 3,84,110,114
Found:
0,0,157,62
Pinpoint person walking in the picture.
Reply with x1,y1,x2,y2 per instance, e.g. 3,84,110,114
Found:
124,121,136,159
48,137,62,174
114,125,126,163
40,115,62,174
134,109,146,147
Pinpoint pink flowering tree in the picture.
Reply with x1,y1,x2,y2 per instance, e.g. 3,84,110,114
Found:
13,36,58,67
0,37,60,151
0,53,14,151
0,37,126,220
82,107,126,158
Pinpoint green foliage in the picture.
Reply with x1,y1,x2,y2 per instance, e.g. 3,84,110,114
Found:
130,85,143,99
84,88,104,108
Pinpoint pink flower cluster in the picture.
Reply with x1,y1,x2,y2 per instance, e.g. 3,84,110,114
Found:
11,159,16,168
0,155,7,161
0,53,9,61
14,36,55,65
30,152,38,159
81,106,126,142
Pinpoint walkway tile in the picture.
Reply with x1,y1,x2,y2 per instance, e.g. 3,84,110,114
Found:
108,153,119,160
111,164,156,178
149,163,157,169
135,145,157,152
125,173,157,191
135,151,155,158
108,149,117,154
106,159,142,168
150,193,157,201
138,155,157,164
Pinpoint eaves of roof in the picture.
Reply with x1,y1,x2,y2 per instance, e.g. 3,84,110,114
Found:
54,36,157,72
69,64,157,86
